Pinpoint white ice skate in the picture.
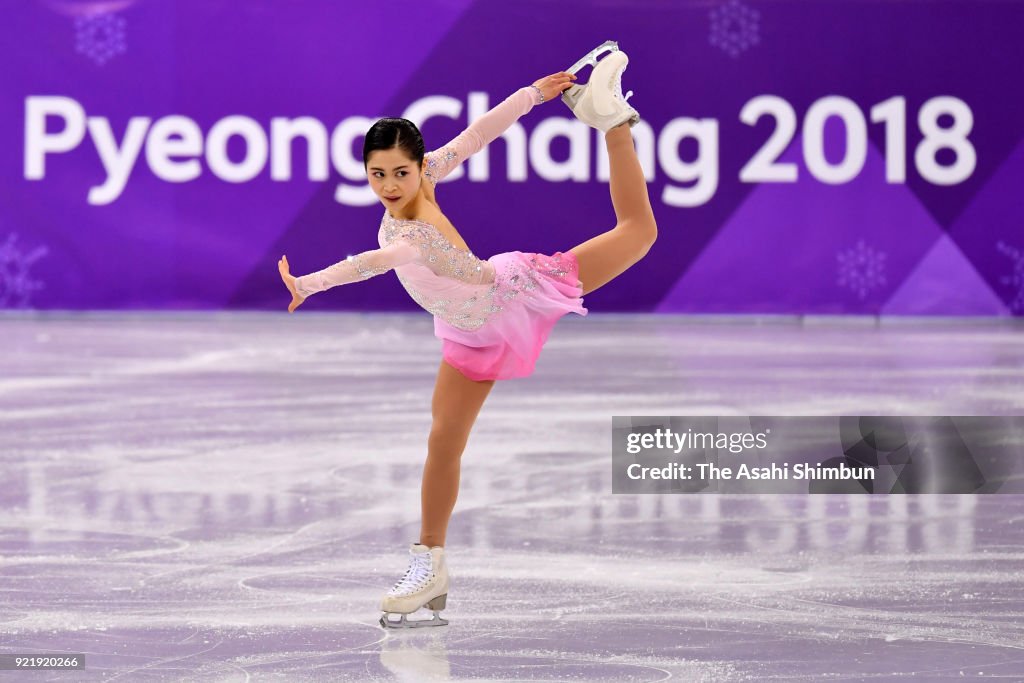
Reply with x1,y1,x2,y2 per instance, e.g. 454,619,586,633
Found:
561,40,640,133
379,543,449,629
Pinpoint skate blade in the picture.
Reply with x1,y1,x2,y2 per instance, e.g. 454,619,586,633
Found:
379,610,449,629
565,39,619,76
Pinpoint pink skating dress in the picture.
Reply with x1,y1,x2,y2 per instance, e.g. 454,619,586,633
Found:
294,85,588,381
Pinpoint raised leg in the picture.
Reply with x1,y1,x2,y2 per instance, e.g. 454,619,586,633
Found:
569,123,658,296
419,359,496,548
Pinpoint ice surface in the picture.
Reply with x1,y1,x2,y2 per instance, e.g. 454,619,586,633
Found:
1,312,1022,681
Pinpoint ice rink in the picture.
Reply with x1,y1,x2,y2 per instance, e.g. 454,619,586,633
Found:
2,312,1022,681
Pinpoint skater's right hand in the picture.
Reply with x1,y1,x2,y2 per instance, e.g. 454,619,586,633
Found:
278,255,306,313
531,72,577,103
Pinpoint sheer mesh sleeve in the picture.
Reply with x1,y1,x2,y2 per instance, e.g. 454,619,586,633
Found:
293,240,418,298
423,85,543,186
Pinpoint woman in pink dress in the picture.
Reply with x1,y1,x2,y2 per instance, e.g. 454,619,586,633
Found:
277,42,655,628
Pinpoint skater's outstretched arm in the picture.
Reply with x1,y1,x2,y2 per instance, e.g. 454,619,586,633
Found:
278,241,418,311
293,241,418,296
423,72,577,187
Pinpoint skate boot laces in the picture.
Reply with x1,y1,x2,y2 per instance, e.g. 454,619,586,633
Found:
612,63,634,104
388,553,433,596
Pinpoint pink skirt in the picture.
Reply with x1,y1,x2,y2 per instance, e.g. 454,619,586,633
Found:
434,250,588,381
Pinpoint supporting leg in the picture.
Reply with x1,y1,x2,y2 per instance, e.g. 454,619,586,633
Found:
569,123,658,296
419,359,495,548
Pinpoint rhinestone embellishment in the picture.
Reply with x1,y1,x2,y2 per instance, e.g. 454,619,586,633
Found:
379,211,498,331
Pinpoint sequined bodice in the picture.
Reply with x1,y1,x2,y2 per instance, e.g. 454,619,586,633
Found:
379,211,501,331
379,212,494,285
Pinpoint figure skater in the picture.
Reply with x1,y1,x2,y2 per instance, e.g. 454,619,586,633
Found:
277,41,656,628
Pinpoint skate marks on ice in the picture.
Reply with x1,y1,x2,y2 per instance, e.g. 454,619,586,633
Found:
438,495,1024,680
1,313,1023,679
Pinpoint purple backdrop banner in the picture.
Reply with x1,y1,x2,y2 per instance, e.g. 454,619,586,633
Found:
3,0,1023,314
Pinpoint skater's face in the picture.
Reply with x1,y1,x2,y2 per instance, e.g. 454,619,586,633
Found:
367,147,424,210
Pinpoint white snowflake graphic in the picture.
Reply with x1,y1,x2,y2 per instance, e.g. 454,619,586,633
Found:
996,241,1024,313
836,239,887,300
709,0,761,59
74,13,127,66
0,233,49,308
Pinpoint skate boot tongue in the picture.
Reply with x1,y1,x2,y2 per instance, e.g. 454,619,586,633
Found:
412,542,444,555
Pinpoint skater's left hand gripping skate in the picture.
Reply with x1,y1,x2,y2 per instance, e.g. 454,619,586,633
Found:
531,71,576,103
278,255,305,313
